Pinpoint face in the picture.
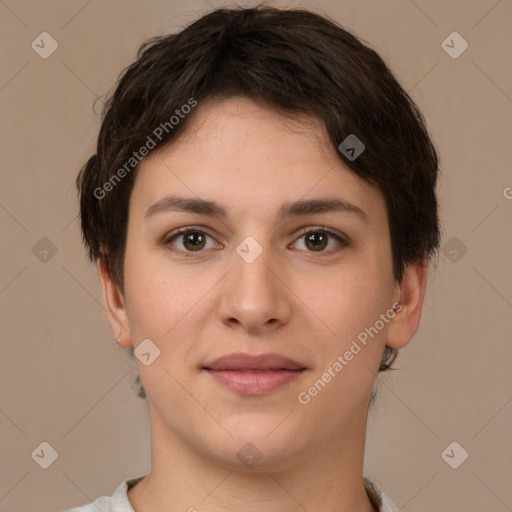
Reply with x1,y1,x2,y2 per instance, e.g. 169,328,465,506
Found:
101,97,423,471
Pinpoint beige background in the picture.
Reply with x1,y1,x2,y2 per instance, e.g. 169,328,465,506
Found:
1,0,511,511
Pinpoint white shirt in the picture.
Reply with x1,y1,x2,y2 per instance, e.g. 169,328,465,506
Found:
65,475,399,511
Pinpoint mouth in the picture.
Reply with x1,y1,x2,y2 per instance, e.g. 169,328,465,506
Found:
202,352,307,395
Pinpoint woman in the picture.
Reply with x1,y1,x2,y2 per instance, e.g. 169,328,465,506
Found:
68,6,440,511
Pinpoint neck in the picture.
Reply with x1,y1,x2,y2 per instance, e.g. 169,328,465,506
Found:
128,406,377,512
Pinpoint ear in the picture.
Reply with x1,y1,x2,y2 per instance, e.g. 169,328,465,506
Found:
97,257,132,348
385,259,428,349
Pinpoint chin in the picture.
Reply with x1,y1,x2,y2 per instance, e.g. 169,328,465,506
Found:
206,422,308,473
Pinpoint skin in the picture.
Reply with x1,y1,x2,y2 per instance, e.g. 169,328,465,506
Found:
97,96,427,512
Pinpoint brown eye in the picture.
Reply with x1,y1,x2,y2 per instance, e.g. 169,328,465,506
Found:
292,228,348,254
165,228,217,254
182,231,206,251
304,231,328,251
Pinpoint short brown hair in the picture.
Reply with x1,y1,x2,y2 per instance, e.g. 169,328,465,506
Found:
76,6,441,398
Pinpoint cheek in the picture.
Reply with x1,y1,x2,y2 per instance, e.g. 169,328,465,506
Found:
122,253,207,396
123,244,178,341
123,248,214,345
300,265,391,343
302,273,394,399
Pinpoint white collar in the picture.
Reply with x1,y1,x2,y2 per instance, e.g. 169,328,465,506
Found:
104,474,399,512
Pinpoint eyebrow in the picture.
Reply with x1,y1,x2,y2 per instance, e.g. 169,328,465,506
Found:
145,195,369,224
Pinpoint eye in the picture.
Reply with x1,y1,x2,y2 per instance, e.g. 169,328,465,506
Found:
164,227,219,255
291,227,349,253
163,226,349,257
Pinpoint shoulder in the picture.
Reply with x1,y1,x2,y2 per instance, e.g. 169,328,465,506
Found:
363,476,400,512
64,494,111,512
62,475,145,512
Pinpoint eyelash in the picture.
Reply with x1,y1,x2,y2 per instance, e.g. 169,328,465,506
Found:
163,226,349,257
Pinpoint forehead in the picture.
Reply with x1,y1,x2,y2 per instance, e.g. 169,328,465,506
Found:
152,96,338,166
130,96,385,224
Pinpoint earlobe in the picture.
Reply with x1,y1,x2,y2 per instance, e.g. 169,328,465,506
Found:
96,257,132,348
385,259,428,350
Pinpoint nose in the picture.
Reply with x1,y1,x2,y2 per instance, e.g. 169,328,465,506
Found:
218,242,292,335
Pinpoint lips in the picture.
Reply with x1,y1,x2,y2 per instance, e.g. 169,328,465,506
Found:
202,352,305,371
202,353,307,395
